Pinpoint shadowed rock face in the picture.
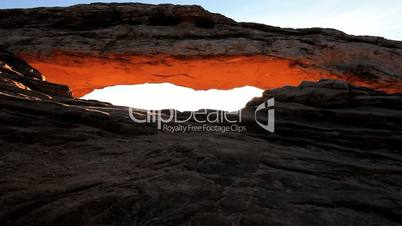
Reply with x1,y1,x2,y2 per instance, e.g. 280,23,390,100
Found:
1,48,402,226
1,3,402,96
1,3,402,226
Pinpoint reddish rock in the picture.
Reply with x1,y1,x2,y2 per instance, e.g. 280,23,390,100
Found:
1,48,402,226
1,4,402,226
0,3,402,96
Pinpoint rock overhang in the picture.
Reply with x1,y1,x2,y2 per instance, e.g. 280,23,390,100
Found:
1,3,402,97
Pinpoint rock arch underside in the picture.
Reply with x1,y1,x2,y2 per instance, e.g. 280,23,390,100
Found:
1,3,402,226
1,3,402,96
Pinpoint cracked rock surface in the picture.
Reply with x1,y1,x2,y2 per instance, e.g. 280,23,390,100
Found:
1,47,402,226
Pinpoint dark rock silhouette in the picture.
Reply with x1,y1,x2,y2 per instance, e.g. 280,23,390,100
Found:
1,3,402,226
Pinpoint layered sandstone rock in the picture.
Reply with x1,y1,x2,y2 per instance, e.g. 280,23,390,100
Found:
1,4,402,226
1,3,402,96
1,48,402,226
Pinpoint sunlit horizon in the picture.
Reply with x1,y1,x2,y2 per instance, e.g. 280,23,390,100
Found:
81,83,264,111
1,0,401,41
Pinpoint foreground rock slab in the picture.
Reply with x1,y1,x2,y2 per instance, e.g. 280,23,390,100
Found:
1,49,402,226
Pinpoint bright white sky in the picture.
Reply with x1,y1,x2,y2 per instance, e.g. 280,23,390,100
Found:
82,83,263,111
1,0,402,40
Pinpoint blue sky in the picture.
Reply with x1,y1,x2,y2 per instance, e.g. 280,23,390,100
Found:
1,0,402,41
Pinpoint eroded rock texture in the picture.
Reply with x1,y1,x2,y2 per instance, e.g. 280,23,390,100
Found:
1,46,402,226
1,3,402,226
0,3,402,96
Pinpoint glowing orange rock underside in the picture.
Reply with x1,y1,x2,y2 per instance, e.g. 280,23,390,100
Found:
24,54,378,97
